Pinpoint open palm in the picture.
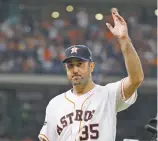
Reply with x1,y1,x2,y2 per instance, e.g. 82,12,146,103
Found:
106,8,129,39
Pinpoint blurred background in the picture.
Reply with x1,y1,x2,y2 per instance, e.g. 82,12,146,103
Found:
0,0,157,141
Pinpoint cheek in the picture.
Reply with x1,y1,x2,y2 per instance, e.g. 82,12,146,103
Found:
66,70,72,79
83,68,90,77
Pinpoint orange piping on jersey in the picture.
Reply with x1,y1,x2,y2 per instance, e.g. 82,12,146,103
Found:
39,134,50,141
121,78,137,101
121,78,126,100
64,92,94,141
78,93,94,135
64,93,75,108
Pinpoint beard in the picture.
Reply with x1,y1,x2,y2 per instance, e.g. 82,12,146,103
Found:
71,74,91,86
68,66,91,86
71,75,83,86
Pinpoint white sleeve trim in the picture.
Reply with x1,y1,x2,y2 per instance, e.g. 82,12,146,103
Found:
124,91,137,104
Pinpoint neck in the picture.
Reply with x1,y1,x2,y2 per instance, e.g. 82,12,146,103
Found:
72,79,95,96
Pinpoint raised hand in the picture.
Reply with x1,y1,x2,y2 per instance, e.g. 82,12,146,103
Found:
106,8,129,40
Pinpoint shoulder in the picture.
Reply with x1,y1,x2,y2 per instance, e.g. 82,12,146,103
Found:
46,90,71,111
96,82,116,90
106,80,122,90
94,84,110,95
96,80,122,94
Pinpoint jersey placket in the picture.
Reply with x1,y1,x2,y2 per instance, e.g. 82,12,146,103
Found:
71,101,82,141
73,94,94,141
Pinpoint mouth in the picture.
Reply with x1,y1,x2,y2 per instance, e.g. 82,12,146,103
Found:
72,75,81,79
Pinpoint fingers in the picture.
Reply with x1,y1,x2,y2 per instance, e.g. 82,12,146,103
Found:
111,8,118,13
106,23,113,32
111,8,118,20
112,13,119,25
114,13,126,23
111,8,126,24
111,10,119,25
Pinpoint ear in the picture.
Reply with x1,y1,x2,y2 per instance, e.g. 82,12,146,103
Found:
90,62,95,73
63,63,68,71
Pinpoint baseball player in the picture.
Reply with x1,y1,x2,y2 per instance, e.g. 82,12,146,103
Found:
38,8,144,141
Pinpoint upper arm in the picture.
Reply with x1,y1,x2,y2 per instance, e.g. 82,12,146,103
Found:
107,79,137,113
123,77,142,100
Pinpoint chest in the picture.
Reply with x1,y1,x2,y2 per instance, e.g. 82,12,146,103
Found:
55,90,116,127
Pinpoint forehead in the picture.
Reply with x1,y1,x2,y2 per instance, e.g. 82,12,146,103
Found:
65,58,86,64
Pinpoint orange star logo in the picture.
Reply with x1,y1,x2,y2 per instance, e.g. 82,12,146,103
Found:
71,46,79,54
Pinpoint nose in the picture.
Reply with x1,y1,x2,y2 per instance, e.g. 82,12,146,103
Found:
73,65,79,73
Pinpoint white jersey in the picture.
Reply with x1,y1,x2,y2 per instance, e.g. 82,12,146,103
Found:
39,79,137,141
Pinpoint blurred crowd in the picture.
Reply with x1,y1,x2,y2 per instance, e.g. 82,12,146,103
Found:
0,7,156,77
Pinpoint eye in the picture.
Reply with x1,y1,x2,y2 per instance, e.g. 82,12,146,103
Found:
67,63,73,68
77,62,83,67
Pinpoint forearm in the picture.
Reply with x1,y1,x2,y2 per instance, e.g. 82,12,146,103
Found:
118,37,144,84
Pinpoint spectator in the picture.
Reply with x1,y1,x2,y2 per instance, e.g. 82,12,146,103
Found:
0,6,155,77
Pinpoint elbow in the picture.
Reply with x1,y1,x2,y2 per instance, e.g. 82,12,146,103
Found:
134,73,144,85
139,71,144,83
130,73,144,86
137,75,144,84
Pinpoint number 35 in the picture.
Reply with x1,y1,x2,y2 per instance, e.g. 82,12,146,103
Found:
80,124,99,140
